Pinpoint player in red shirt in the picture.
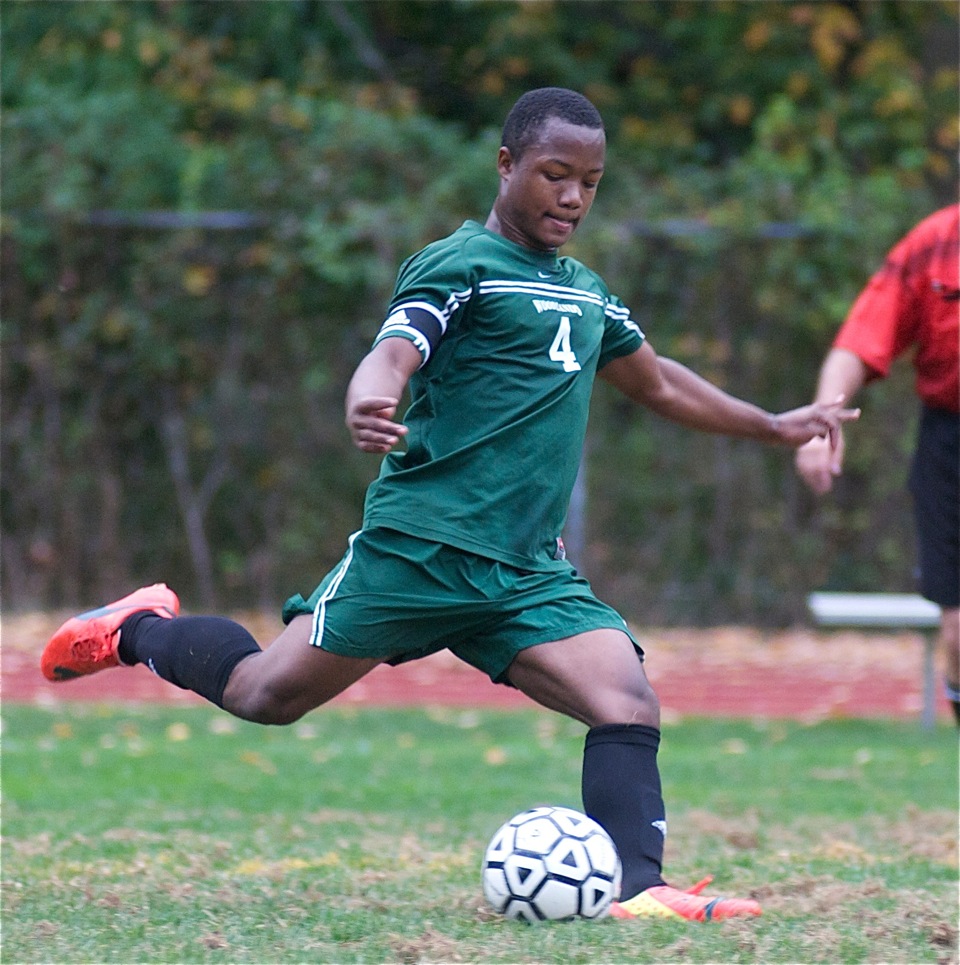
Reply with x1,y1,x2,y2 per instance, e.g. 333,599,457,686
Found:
796,204,960,723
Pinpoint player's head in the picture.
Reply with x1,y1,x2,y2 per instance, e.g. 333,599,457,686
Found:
491,88,606,253
501,88,604,162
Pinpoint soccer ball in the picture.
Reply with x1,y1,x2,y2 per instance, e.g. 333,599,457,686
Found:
482,806,622,922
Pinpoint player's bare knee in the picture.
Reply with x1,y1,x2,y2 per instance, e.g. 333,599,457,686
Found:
255,702,307,726
585,684,659,729
625,680,659,724
223,679,306,725
625,693,660,728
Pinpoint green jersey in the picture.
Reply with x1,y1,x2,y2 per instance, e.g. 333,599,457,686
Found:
363,220,645,570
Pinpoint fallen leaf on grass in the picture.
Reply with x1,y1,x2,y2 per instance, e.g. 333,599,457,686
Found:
239,750,277,774
814,839,876,863
165,722,190,742
483,746,506,765
389,926,463,964
929,921,958,948
199,931,229,950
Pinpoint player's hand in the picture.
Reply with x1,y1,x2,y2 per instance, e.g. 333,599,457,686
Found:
769,397,859,450
346,396,408,453
795,432,845,494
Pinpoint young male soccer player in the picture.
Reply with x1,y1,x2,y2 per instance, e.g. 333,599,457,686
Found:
42,88,858,921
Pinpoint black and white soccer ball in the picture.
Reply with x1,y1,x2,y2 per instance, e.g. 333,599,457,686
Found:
482,806,622,921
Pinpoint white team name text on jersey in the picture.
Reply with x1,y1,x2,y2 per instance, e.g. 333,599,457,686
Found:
532,299,583,316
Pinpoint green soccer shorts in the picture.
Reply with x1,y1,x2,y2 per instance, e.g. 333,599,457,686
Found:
281,527,642,684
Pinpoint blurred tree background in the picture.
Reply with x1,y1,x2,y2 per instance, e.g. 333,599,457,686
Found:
2,0,957,624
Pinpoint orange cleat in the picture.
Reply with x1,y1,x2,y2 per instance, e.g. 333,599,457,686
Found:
610,875,761,921
40,584,179,682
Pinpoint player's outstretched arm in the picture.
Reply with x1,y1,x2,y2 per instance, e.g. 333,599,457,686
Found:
599,342,859,448
345,337,422,453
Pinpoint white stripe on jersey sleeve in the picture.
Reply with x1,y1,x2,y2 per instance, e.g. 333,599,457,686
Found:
604,302,644,338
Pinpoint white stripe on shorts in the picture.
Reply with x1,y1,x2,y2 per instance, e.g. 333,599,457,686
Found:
310,531,360,648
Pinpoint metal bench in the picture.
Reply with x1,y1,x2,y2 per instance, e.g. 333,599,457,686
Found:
807,591,942,728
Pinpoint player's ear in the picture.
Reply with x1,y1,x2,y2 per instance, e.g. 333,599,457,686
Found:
497,146,515,177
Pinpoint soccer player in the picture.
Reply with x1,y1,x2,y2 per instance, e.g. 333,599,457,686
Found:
795,204,959,725
43,88,858,921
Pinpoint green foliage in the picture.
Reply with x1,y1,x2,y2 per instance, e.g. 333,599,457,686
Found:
2,704,957,963
2,0,956,618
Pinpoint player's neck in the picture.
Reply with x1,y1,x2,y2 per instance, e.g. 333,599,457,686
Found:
483,207,560,256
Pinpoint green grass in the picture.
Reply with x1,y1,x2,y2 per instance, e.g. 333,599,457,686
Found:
2,704,957,964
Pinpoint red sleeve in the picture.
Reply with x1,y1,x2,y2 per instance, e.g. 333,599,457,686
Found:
833,231,923,379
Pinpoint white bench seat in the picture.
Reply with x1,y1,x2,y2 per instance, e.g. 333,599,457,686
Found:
807,591,941,728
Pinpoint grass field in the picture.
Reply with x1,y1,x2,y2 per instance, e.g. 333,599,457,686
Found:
2,704,957,964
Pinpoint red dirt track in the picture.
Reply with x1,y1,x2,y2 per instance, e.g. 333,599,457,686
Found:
2,611,950,722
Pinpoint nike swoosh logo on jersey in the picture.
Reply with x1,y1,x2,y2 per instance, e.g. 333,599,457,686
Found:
537,271,551,278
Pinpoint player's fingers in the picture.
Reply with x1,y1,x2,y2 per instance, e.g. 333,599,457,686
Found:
356,427,400,444
797,462,832,494
822,396,860,422
361,413,407,431
355,436,396,453
353,420,407,451
355,396,400,415
813,470,834,494
347,407,407,435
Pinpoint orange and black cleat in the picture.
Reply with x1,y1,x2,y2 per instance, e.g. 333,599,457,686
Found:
40,584,179,682
610,875,761,921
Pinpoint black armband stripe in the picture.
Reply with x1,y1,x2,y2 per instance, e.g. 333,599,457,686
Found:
375,303,446,365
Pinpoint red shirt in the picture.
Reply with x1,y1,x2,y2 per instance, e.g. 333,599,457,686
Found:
834,204,959,413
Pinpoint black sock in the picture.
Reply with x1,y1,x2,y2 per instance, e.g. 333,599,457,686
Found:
118,613,261,709
582,723,667,898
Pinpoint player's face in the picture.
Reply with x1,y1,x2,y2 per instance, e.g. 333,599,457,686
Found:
493,117,606,252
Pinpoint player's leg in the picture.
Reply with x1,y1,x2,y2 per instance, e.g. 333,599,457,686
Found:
123,609,382,723
506,629,665,891
40,533,391,723
41,586,381,723
940,608,960,725
504,626,658,726
506,629,760,921
220,616,381,723
909,406,960,724
42,528,499,723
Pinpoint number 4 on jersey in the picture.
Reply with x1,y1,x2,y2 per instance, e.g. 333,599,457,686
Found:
549,316,581,372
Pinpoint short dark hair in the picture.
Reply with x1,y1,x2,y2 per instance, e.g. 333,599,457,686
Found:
501,88,604,160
